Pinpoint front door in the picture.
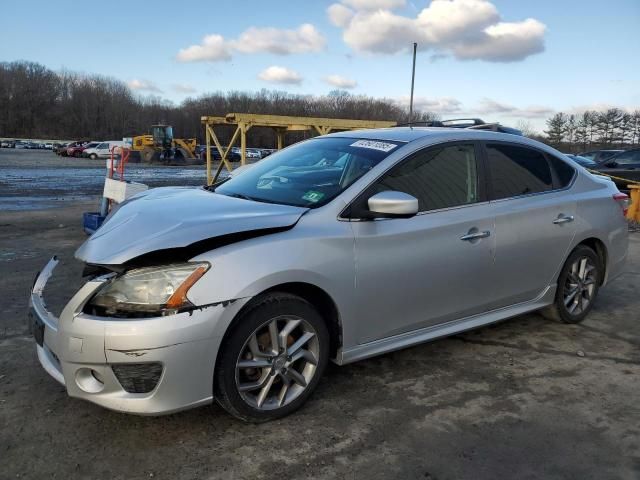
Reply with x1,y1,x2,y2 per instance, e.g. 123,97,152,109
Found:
350,143,497,344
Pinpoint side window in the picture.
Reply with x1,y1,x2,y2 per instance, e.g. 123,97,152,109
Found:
486,144,553,199
547,154,575,188
97,143,107,149
373,144,479,212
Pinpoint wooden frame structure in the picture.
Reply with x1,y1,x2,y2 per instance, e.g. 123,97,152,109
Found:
202,113,397,184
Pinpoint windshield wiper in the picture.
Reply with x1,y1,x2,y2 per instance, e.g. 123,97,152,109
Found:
225,192,257,201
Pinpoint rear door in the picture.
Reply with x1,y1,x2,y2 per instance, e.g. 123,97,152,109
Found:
484,142,578,308
350,142,497,344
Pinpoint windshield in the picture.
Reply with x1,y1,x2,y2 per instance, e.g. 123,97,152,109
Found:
214,137,401,208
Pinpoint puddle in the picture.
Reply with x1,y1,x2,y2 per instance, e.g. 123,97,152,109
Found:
0,165,224,211
0,250,37,261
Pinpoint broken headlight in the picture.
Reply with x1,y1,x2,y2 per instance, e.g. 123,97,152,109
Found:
87,263,210,316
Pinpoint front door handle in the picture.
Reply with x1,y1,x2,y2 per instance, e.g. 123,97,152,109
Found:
553,215,575,225
460,230,491,242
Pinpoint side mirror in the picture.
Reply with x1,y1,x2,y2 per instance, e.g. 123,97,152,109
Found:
605,161,618,168
367,191,419,218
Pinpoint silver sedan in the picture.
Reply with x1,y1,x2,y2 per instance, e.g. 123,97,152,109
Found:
30,128,629,421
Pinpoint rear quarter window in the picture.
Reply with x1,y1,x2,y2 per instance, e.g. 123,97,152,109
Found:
486,143,553,200
547,154,576,188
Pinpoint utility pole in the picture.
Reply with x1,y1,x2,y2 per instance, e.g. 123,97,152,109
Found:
409,42,417,125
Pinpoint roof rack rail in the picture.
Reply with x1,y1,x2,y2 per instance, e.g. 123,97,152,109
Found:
395,118,523,136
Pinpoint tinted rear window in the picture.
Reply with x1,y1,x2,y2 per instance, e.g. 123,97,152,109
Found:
486,144,553,199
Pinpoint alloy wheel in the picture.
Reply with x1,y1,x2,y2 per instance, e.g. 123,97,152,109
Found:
235,315,319,410
563,256,597,315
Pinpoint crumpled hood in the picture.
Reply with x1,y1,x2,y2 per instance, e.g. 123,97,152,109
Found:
76,187,308,265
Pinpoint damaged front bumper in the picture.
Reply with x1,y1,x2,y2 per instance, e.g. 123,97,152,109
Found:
29,257,250,415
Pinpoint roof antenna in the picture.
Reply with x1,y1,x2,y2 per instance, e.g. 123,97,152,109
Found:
408,42,417,129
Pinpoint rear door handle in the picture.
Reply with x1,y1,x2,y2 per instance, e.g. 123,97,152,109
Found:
460,230,491,241
553,215,574,225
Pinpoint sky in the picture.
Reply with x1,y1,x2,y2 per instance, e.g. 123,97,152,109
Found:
2,0,639,131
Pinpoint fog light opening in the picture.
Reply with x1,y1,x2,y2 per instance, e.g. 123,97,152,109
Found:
75,368,105,393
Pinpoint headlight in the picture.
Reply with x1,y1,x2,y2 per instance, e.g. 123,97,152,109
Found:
87,262,209,317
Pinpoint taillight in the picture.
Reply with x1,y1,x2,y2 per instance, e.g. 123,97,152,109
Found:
613,193,629,216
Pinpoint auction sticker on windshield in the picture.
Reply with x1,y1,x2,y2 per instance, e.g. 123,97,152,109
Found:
350,140,397,152
302,190,325,203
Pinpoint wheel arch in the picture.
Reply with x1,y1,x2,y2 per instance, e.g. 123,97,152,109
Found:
221,282,343,360
572,236,608,285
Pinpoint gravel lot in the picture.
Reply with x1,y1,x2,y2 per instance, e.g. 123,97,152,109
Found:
1,150,639,480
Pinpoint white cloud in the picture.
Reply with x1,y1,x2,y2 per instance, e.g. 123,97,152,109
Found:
342,0,406,10
177,24,325,62
417,0,499,44
176,34,231,62
127,79,162,93
258,66,303,85
452,19,546,62
232,24,325,55
172,83,197,94
396,96,463,115
327,4,354,28
474,98,554,118
328,0,546,62
324,74,358,89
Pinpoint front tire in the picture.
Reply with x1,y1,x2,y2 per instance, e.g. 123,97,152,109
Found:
541,245,602,323
214,293,329,422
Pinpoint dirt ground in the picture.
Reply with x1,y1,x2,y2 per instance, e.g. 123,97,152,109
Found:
1,155,639,479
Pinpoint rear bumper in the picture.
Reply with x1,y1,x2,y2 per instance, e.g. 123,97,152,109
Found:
30,257,249,415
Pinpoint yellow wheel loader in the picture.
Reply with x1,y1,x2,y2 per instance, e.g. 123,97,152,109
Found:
131,125,197,163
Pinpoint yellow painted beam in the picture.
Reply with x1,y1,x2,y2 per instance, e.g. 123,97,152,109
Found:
201,113,395,130
201,112,397,183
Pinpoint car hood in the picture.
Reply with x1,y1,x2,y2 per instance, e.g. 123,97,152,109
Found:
75,187,308,265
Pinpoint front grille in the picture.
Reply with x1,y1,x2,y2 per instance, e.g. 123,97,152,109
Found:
111,363,163,393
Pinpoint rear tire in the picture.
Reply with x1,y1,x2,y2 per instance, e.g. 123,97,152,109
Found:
214,293,329,422
541,245,602,324
90,153,97,159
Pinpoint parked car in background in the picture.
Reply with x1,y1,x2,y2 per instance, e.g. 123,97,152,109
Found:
83,141,124,159
246,148,263,159
44,143,53,149
198,146,241,161
1,139,16,148
67,141,96,158
229,146,262,159
30,128,628,422
579,149,624,164
14,140,28,149
565,154,597,168
591,148,640,191
260,148,277,157
57,141,80,156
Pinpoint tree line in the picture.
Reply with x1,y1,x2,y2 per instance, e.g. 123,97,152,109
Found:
544,109,640,153
0,60,435,147
1,60,638,152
